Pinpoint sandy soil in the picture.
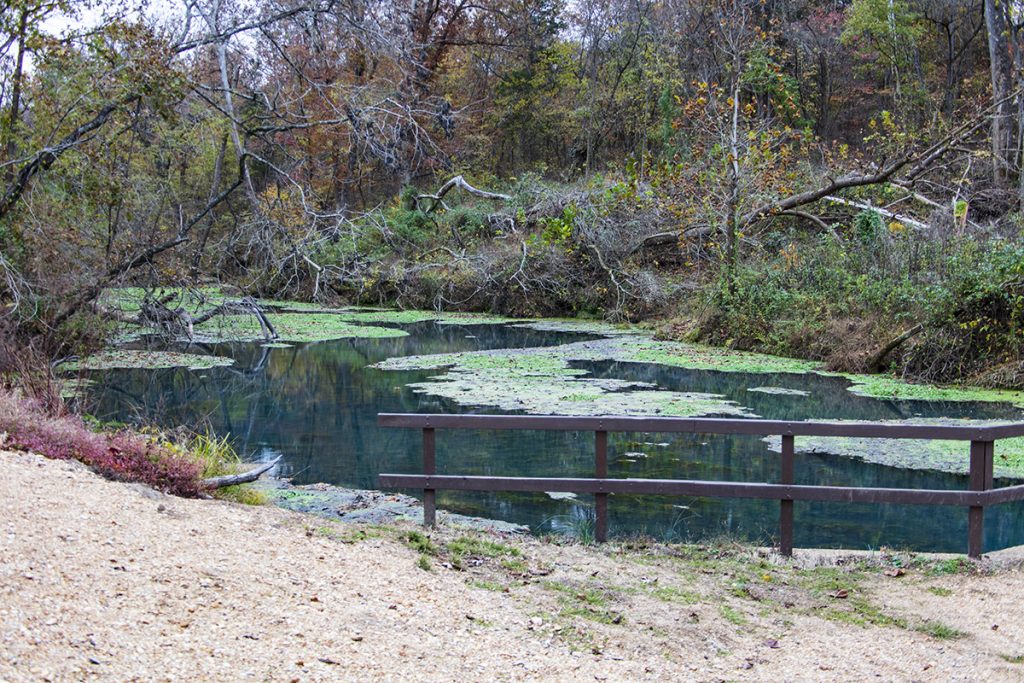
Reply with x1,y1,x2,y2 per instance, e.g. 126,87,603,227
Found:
3,449,1024,682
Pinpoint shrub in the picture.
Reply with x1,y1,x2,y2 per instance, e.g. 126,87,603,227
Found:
441,205,491,239
0,391,205,496
698,232,1024,383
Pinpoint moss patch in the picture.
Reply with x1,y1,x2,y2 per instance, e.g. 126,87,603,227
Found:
65,350,235,371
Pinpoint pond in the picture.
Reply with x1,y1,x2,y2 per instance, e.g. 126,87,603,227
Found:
81,318,1024,553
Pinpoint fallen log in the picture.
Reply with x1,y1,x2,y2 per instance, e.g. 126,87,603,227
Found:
203,455,282,489
823,196,929,231
416,175,511,213
868,323,924,373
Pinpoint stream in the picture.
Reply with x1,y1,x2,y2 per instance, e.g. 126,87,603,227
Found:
82,319,1024,553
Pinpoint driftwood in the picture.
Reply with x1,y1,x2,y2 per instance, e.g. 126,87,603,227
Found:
104,293,278,342
868,323,924,372
203,455,282,489
416,175,511,213
823,196,929,231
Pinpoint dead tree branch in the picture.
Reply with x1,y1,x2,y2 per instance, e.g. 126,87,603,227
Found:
738,93,1017,230
416,175,512,213
822,196,929,230
202,455,282,489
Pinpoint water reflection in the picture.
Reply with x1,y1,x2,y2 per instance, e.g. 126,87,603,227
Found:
84,323,1024,553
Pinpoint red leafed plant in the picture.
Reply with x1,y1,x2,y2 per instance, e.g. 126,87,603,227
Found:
0,391,204,497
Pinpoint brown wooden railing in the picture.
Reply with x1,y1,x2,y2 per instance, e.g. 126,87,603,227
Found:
376,413,1024,558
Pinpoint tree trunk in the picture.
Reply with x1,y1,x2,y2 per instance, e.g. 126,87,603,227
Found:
3,9,29,184
984,0,1017,185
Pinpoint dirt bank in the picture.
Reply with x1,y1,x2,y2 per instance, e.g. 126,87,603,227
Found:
3,449,1024,682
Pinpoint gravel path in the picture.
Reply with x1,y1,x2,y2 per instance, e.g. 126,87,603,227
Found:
3,449,1024,682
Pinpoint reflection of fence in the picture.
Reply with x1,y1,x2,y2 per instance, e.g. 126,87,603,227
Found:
377,413,1024,558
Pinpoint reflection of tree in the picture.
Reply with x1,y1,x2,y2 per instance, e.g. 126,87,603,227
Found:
84,326,1024,552
581,359,1022,423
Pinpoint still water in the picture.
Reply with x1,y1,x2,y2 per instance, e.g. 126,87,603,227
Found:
85,321,1024,553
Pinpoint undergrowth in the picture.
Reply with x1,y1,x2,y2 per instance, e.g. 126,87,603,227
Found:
697,229,1024,387
0,390,256,499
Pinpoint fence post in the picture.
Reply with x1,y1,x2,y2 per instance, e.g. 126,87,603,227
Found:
423,427,436,528
968,440,994,558
595,430,608,543
779,434,795,557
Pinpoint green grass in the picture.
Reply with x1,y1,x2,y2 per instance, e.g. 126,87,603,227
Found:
922,557,976,576
719,605,746,626
470,579,508,592
912,621,965,640
216,484,268,505
544,581,625,625
650,585,699,604
926,586,953,597
312,523,384,544
400,530,439,555
187,432,242,479
500,558,529,573
444,535,521,570
447,535,521,559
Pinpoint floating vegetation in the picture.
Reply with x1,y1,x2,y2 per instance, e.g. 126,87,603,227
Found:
748,386,810,396
58,377,95,399
765,420,1024,478
375,340,752,417
842,374,1024,409
65,350,235,371
609,337,822,374
257,299,343,313
332,310,525,326
375,336,822,376
192,313,408,343
101,286,227,314
510,319,641,335
98,289,1024,412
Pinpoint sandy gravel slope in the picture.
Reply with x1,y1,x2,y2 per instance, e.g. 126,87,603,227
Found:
3,448,1024,682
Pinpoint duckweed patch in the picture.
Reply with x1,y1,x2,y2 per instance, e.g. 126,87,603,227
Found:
193,313,408,343
747,386,810,396
765,421,1024,478
373,339,753,417
101,286,228,314
844,374,1024,408
511,319,640,335
336,310,526,326
66,350,235,371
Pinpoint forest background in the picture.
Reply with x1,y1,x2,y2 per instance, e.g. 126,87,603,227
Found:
2,0,1024,392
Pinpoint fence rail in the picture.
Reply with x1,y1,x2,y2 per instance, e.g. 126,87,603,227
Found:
376,413,1024,558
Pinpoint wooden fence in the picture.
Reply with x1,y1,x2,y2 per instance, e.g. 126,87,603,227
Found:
377,413,1024,557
